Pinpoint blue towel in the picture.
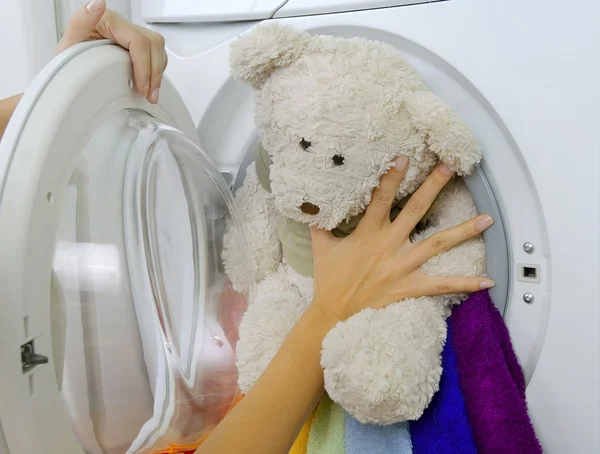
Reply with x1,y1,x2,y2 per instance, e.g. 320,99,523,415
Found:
410,322,477,454
346,414,412,454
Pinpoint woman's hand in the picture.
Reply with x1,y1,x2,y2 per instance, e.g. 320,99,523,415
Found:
56,0,167,104
311,156,495,321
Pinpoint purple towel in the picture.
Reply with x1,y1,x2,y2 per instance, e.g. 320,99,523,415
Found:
411,322,477,454
451,291,542,454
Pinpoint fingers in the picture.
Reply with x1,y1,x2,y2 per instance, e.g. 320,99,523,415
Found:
392,162,454,237
411,215,494,264
56,0,106,54
361,156,409,230
128,36,153,99
148,35,167,103
415,275,496,297
96,10,167,103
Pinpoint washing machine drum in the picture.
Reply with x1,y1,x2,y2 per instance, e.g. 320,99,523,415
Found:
0,42,253,453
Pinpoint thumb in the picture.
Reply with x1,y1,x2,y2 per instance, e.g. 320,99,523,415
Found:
56,0,107,54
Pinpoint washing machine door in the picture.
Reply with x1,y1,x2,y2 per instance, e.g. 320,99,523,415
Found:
0,40,254,454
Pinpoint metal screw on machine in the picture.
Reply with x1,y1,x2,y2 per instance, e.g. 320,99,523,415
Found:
523,242,535,254
523,292,534,304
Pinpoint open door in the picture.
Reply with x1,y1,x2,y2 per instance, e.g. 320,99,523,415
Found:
0,40,254,453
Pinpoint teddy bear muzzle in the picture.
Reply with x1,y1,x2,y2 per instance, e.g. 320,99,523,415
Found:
299,202,320,215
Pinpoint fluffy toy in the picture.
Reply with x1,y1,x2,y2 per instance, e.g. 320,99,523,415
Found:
222,23,486,425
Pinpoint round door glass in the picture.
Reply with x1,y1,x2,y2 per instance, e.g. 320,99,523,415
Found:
50,109,254,453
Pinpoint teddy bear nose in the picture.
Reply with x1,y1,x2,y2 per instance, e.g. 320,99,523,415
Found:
300,202,320,215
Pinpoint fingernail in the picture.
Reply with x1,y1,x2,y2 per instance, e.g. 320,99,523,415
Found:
439,163,453,175
476,215,494,231
480,279,496,289
395,156,409,172
86,0,106,13
151,88,160,103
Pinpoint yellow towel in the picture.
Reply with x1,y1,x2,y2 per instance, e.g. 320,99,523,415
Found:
289,407,317,454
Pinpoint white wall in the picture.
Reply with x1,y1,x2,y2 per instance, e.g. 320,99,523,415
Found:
55,0,132,36
0,0,59,99
0,0,131,100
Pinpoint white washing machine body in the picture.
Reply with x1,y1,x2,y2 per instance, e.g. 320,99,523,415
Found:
0,0,597,453
140,0,600,452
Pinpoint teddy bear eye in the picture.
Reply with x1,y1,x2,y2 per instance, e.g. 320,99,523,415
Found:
332,155,345,166
300,138,311,151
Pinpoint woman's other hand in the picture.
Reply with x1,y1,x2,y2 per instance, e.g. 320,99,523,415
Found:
56,0,167,104
310,156,495,321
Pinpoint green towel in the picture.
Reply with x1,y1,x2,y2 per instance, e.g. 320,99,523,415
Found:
255,143,431,277
307,394,346,454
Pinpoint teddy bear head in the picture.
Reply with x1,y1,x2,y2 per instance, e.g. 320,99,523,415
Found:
230,24,481,230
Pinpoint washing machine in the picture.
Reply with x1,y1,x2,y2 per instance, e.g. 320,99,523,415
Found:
0,0,598,453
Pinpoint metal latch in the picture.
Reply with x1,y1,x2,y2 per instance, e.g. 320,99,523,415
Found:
21,340,48,372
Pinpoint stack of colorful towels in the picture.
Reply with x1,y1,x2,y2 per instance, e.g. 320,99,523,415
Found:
190,290,542,454
290,290,542,454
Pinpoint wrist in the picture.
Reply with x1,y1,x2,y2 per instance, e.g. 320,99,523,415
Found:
307,300,344,326
288,302,341,347
310,298,345,324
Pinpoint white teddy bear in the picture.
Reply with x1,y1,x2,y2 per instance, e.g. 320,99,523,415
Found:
222,23,486,425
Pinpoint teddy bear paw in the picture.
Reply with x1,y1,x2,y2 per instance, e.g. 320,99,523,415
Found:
321,299,448,424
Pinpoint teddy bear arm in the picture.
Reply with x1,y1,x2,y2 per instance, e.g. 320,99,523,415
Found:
422,179,479,232
412,180,487,287
222,163,282,292
236,264,310,393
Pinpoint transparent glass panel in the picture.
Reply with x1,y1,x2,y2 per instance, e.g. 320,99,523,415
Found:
51,110,254,453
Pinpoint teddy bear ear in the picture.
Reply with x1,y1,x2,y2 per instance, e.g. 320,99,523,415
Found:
229,23,312,89
401,91,482,175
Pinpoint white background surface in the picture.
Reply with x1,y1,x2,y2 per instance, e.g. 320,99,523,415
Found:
0,0,131,100
0,0,58,99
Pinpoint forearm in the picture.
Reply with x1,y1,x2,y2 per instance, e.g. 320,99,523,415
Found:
0,94,23,141
197,302,338,454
